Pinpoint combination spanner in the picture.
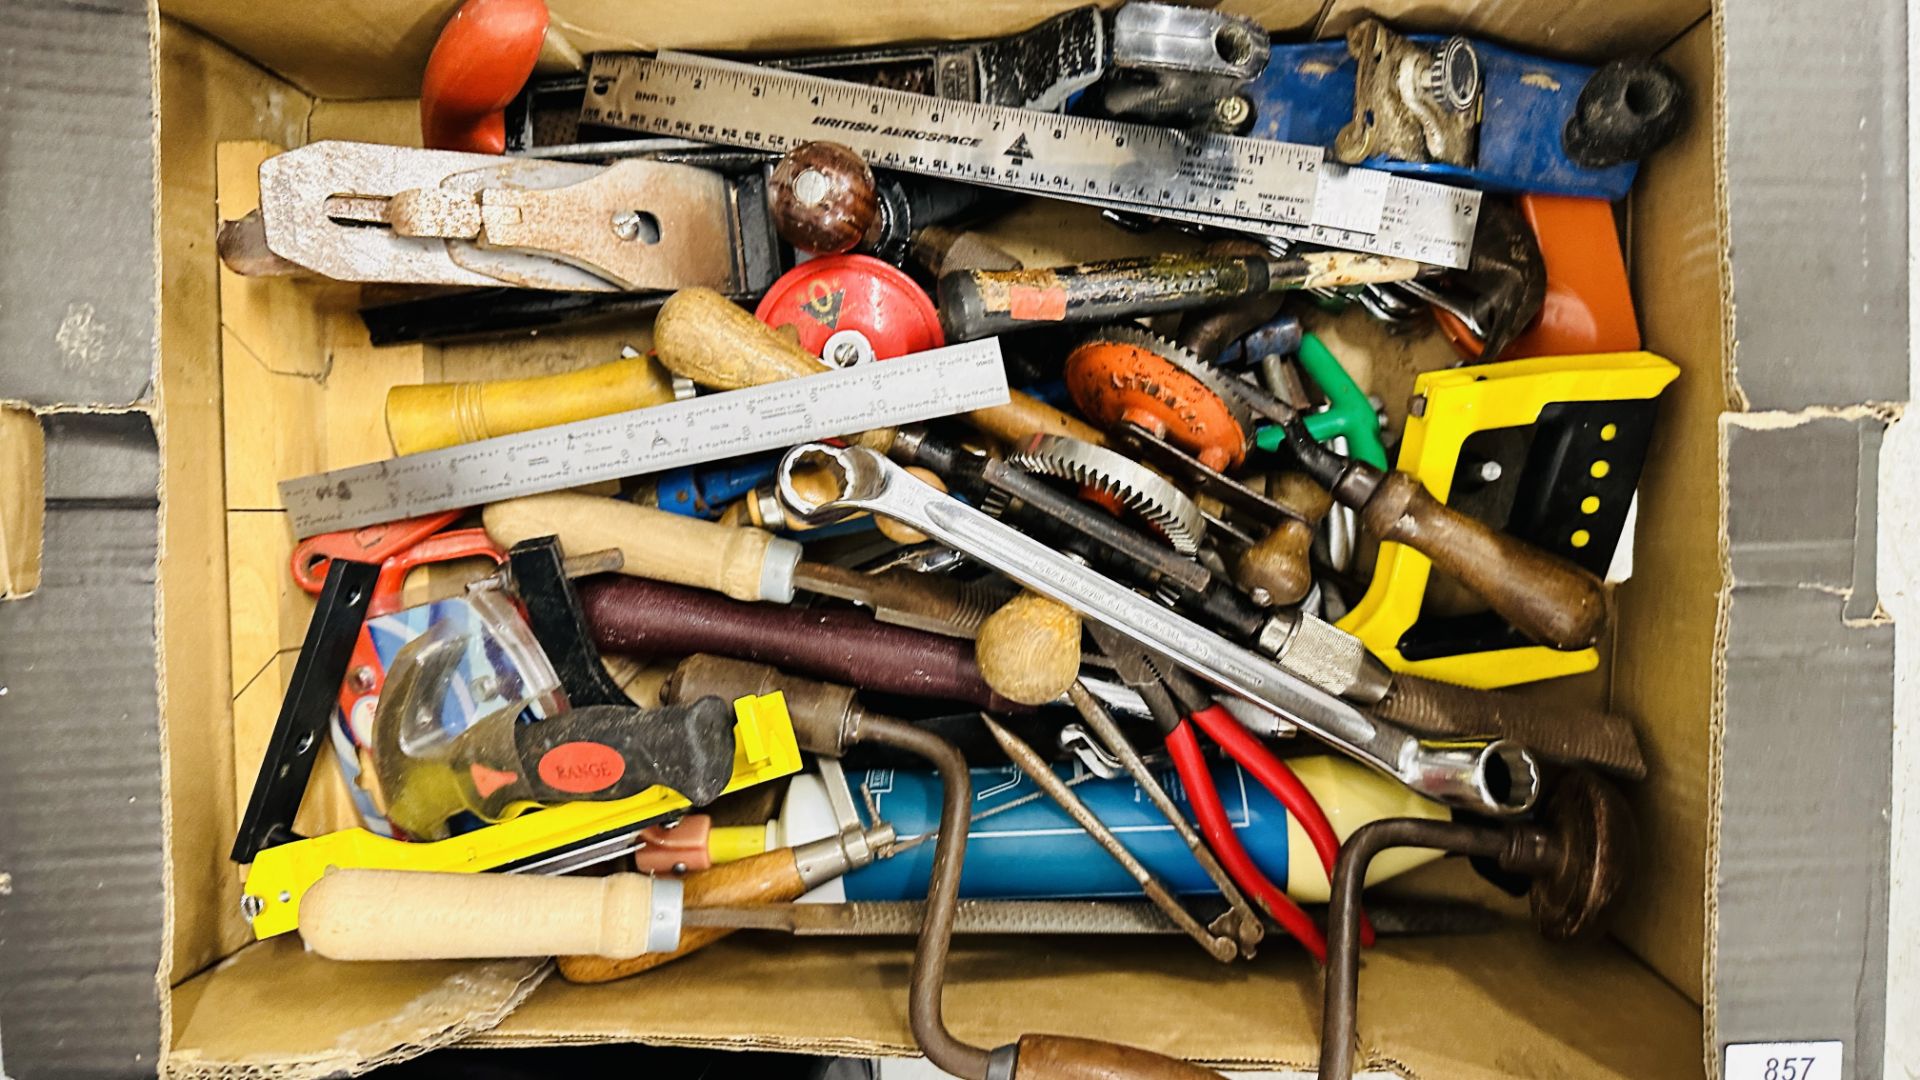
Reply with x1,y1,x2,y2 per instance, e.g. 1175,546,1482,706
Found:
774,443,1541,816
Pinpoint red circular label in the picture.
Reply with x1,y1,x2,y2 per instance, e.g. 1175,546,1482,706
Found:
536,741,627,794
754,254,943,360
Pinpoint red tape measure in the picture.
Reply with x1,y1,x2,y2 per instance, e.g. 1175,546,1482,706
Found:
755,254,943,364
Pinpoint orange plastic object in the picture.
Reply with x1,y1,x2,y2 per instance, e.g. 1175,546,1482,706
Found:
291,510,465,594
1437,194,1640,360
368,528,507,617
1064,339,1247,470
420,0,550,154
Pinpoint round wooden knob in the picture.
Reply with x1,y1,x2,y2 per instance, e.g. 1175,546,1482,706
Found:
769,141,880,255
975,591,1082,707
1234,520,1313,607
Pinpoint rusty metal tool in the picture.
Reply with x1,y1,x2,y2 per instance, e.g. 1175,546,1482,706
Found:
1064,682,1264,956
1090,2,1269,129
938,252,1422,342
982,716,1244,962
903,721,1232,1080
1318,771,1635,1080
222,140,771,293
583,51,1484,268
776,443,1542,816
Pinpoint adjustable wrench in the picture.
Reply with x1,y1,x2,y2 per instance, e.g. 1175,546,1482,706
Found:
774,444,1540,817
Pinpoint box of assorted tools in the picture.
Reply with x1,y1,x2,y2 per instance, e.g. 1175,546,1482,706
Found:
146,0,1727,1076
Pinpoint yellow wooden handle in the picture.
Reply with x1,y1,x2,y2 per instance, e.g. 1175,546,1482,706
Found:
483,492,801,603
385,355,677,455
300,869,674,961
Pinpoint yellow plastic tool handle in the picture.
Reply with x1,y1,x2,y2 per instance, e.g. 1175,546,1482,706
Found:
301,869,678,960
483,491,801,603
385,355,678,455
240,691,803,940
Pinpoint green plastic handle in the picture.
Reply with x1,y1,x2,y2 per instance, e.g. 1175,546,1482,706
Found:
1252,333,1389,470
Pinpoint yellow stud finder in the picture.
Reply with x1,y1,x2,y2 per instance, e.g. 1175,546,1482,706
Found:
240,692,801,939
1339,352,1679,688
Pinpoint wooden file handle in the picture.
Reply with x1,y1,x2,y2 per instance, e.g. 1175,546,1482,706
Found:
558,846,805,983
974,591,1083,707
300,870,670,961
385,356,678,455
483,492,799,604
655,287,1100,450
1009,1035,1228,1080
1361,470,1609,651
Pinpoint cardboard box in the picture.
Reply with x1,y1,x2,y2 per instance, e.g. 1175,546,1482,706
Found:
0,0,1900,1077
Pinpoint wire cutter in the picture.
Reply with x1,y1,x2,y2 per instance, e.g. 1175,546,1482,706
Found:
1086,623,1375,963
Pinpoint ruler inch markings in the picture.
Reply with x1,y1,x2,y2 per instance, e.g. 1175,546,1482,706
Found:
582,52,1476,269
278,340,1011,538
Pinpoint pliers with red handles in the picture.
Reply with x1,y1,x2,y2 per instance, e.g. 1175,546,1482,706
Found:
1088,623,1375,964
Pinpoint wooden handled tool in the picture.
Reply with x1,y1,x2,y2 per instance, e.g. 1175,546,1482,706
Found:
386,354,680,455
486,490,996,636
484,492,802,603
768,141,880,255
974,591,1083,707
1358,470,1609,651
937,253,1421,342
583,576,1032,712
300,869,678,961
1277,424,1610,651
655,287,1101,448
557,844,811,983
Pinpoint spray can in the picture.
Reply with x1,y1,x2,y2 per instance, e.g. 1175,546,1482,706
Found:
764,755,1449,903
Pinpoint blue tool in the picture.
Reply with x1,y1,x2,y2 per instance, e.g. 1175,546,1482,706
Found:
1247,32,1680,200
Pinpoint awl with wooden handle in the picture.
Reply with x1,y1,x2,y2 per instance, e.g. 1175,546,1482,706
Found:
654,287,1103,447
484,491,999,635
299,820,888,965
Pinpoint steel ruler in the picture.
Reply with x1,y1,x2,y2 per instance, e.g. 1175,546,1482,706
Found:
279,340,1011,537
581,52,1480,269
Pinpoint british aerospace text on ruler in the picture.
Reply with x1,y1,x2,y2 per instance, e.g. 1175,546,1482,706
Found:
581,53,1479,269
586,52,1319,225
279,339,1011,538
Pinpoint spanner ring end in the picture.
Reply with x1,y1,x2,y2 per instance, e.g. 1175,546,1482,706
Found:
1406,738,1541,816
775,443,872,525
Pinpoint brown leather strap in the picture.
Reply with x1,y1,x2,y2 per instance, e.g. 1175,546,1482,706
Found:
582,576,1030,712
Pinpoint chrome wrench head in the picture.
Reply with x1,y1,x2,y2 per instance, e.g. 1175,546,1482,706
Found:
774,443,1541,816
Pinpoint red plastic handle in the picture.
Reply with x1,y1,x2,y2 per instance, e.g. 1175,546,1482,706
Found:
369,527,507,616
420,0,550,154
290,509,465,594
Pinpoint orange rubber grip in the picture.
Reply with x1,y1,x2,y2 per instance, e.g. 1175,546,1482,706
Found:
420,0,549,154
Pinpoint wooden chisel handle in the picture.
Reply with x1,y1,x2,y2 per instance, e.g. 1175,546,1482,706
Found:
483,492,801,603
558,846,806,983
655,286,1096,450
385,355,677,455
1360,471,1609,651
300,869,677,961
583,576,1031,713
